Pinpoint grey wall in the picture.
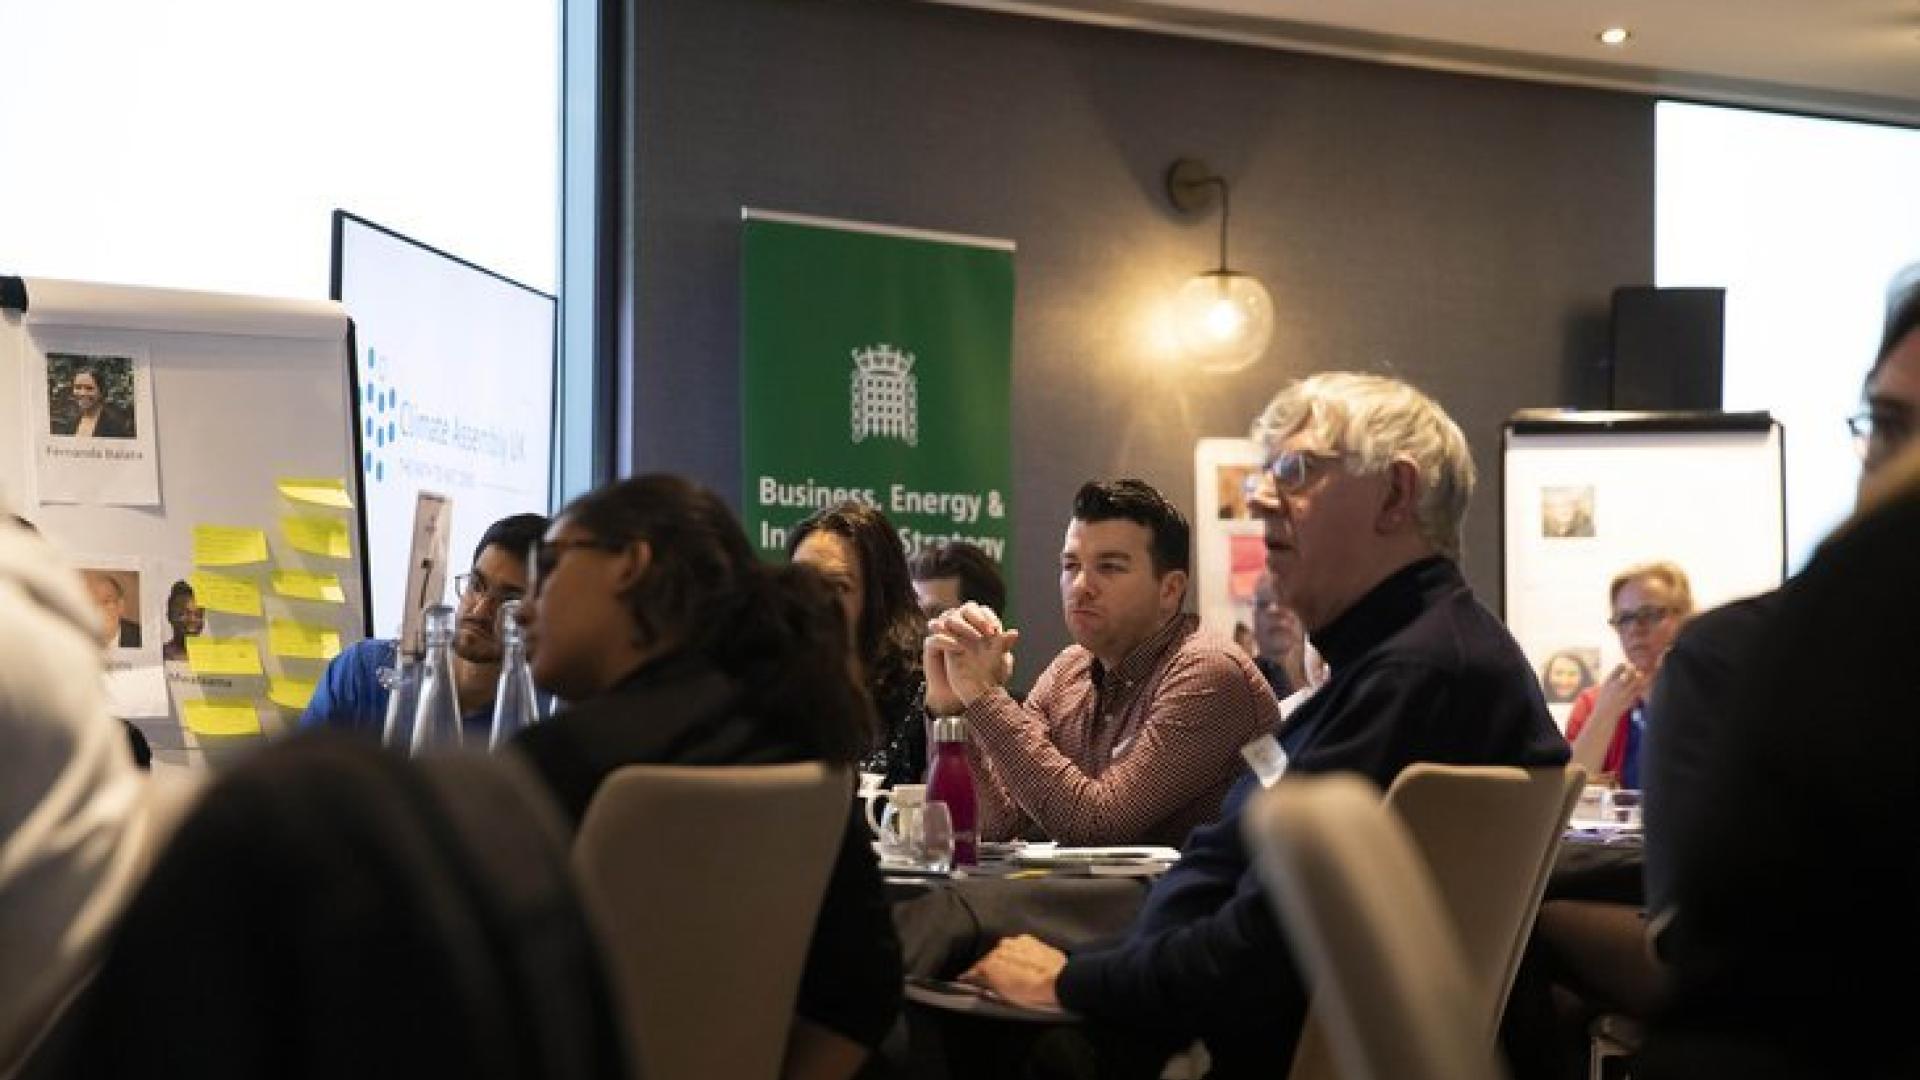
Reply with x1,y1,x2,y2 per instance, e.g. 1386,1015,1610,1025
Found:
626,0,1652,672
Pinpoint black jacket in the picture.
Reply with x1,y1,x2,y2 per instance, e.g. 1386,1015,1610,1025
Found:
1057,557,1568,1077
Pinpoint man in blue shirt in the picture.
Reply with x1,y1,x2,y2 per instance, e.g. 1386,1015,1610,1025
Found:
301,513,548,743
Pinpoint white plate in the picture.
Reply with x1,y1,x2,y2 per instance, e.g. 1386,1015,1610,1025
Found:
1566,817,1642,833
1012,844,1182,867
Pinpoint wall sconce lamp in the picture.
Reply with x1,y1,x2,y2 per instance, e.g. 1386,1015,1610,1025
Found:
1165,158,1273,374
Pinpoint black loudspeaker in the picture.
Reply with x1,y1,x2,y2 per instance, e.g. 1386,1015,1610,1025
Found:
1609,286,1725,410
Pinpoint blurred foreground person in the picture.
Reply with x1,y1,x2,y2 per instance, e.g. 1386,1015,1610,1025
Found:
1638,441,1920,1080
514,476,902,1078
0,519,192,1071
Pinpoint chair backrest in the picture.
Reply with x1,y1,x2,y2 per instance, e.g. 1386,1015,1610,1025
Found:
1249,775,1505,1080
1270,763,1583,1080
573,762,850,1080
1384,763,1585,1041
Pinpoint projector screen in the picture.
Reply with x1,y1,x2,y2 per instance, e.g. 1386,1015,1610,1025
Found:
1656,101,1920,570
333,212,556,636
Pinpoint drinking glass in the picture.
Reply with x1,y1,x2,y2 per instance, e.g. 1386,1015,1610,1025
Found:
1604,788,1643,826
916,801,956,873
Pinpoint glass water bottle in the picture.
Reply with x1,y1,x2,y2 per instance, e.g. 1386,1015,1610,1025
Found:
380,651,420,751
409,604,464,755
489,599,540,749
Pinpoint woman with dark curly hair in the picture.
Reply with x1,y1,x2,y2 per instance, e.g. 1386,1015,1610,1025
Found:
510,476,901,1075
787,501,929,789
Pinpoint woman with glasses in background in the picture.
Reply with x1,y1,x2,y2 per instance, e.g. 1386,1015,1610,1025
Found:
1567,561,1694,786
510,475,901,1078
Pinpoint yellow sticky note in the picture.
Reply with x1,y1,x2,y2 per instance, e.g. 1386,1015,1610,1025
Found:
271,570,347,603
194,525,269,567
189,571,264,617
268,677,318,711
282,515,353,559
269,619,342,661
277,477,355,509
185,637,264,677
182,698,262,737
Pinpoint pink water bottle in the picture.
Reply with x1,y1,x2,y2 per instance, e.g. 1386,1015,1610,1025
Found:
925,717,978,866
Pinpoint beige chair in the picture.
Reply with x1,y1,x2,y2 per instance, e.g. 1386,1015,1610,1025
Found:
573,762,851,1080
1249,774,1505,1080
1252,763,1585,1079
1386,763,1586,1043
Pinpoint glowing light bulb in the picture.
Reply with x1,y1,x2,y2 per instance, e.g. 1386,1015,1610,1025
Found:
1204,298,1245,340
1173,271,1274,374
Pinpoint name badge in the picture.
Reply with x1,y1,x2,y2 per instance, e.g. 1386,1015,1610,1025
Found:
1240,734,1288,789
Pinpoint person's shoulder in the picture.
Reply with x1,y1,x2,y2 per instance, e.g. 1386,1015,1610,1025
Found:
334,636,396,668
1036,640,1095,683
1674,589,1780,657
1167,623,1265,682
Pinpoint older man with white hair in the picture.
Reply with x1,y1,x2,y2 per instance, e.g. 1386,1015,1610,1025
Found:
955,372,1568,1079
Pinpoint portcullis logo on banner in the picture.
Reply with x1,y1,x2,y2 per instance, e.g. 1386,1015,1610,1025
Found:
850,344,918,446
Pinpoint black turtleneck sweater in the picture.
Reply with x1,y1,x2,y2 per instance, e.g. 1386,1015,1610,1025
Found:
1055,556,1567,1078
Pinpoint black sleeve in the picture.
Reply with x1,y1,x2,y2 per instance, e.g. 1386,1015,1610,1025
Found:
1055,661,1450,1032
510,719,609,825
1057,866,1302,1036
792,806,903,1047
1642,597,1770,923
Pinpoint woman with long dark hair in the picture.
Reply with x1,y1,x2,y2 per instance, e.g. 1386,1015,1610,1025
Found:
786,501,928,788
509,475,900,1077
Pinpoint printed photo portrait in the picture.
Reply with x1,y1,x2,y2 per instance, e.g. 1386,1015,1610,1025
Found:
1216,463,1257,520
1541,484,1596,539
47,352,138,439
80,567,143,650
162,579,207,662
1540,647,1600,704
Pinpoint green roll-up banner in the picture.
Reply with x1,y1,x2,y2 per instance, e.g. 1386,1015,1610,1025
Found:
742,210,1015,586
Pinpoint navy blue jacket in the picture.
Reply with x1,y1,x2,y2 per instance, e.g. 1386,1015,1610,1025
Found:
1056,557,1568,1077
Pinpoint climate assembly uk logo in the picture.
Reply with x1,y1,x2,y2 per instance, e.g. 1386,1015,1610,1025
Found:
361,347,399,483
849,343,918,447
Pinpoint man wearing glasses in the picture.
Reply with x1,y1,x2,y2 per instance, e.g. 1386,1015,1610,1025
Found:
1645,277,1920,936
301,513,548,741
956,373,1565,1077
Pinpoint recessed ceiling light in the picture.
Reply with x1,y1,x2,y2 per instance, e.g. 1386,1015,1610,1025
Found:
1597,27,1631,46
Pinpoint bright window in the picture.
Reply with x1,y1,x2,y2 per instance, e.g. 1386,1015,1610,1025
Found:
0,0,558,298
1657,101,1920,570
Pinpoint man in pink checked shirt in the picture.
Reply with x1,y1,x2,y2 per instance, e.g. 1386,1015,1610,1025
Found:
925,478,1280,847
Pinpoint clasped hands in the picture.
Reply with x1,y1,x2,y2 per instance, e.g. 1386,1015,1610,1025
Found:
923,602,1019,715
